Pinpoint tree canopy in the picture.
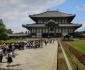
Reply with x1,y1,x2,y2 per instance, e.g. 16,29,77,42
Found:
0,19,7,34
0,19,12,40
6,29,13,34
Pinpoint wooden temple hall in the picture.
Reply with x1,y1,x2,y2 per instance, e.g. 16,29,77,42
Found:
22,11,82,38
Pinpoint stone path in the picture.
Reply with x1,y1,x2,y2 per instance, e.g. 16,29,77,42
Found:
0,41,58,70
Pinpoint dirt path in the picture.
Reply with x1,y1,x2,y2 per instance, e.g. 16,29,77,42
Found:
0,40,58,70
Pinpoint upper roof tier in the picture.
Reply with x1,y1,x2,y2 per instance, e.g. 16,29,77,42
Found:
29,11,75,18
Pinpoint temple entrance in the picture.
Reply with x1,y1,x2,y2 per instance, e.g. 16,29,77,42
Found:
48,33,56,38
42,33,48,38
56,33,62,37
42,20,60,38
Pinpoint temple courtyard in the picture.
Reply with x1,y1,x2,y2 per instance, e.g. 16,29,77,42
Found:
0,40,58,70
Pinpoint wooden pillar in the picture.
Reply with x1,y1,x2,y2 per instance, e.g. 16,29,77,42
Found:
55,27,56,37
44,27,46,33
29,28,32,37
42,27,43,33
58,27,59,33
36,27,37,33
33,28,34,33
41,27,43,35
68,27,69,33
31,27,32,33
48,27,49,37
61,27,62,36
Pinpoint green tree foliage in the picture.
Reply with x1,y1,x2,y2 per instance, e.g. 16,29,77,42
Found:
6,29,13,34
0,33,9,40
0,19,6,34
0,19,9,40
16,32,24,34
25,31,28,34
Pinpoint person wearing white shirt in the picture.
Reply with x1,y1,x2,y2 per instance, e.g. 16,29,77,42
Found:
0,48,3,63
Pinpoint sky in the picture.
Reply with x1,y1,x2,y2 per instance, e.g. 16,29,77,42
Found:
0,0,85,33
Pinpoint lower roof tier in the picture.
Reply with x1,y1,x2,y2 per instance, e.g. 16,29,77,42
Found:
22,23,82,28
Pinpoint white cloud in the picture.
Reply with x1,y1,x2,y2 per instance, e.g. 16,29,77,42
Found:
76,3,85,10
0,0,66,32
76,22,85,31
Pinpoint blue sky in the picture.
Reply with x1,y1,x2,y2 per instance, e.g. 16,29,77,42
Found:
50,0,85,22
0,0,85,33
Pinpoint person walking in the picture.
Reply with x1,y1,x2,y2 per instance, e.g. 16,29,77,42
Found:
6,52,13,67
11,44,15,58
0,47,3,63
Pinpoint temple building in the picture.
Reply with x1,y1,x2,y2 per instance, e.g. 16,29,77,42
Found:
22,11,82,38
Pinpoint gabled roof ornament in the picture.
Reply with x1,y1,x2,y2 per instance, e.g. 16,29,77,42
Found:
45,19,58,27
47,19,56,24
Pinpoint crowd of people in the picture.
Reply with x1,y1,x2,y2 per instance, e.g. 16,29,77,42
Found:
44,39,55,45
0,38,55,67
0,40,43,66
0,43,15,66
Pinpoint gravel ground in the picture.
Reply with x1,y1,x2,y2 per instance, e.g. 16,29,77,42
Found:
0,41,58,70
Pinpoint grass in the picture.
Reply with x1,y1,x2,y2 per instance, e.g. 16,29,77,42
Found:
64,47,85,70
58,47,68,70
65,39,85,55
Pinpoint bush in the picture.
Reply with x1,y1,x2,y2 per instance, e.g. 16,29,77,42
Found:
0,33,9,40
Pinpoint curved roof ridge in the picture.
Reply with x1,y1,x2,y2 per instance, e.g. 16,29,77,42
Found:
29,10,75,18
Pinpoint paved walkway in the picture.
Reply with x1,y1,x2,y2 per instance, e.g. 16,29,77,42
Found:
0,40,58,70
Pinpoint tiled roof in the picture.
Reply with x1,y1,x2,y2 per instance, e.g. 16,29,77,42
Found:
8,34,28,37
22,24,45,27
23,23,81,28
29,11,75,18
59,24,82,27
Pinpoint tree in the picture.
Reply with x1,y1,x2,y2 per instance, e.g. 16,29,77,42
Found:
0,19,7,34
16,32,24,34
25,31,28,34
0,19,9,40
6,29,13,34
